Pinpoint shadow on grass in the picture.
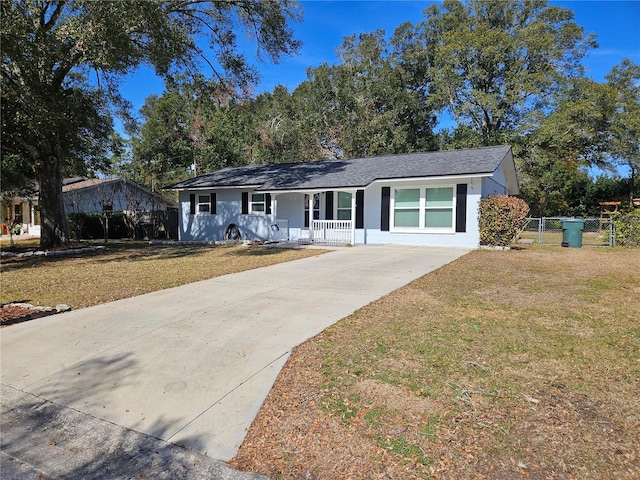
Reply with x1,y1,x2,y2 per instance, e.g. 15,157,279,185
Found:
0,241,207,271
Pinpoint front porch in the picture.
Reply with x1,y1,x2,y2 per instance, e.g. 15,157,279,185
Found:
298,220,354,246
270,190,359,246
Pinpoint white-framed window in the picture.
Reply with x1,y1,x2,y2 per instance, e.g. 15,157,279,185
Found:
336,192,352,220
391,186,454,232
198,195,211,213
425,187,454,228
13,203,23,224
393,188,420,227
250,193,265,214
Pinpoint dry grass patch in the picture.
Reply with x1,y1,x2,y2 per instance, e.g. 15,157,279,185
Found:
1,241,326,309
231,246,640,479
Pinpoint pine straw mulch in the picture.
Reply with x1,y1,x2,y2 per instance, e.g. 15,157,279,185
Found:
230,247,640,480
231,340,443,479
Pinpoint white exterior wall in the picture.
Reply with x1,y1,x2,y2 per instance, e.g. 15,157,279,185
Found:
359,178,482,248
179,189,279,242
481,176,508,196
177,173,508,248
272,192,305,241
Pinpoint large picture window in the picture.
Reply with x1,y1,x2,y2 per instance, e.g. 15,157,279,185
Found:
392,187,454,231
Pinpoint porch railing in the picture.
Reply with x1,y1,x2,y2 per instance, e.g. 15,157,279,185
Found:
311,220,353,246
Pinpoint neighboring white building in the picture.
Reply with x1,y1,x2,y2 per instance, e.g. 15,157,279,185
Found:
1,177,177,238
168,146,519,248
63,177,177,239
63,177,174,215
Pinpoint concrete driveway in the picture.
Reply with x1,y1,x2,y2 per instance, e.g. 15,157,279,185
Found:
1,245,468,476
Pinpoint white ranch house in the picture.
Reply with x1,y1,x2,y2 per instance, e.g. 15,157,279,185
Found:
169,146,519,248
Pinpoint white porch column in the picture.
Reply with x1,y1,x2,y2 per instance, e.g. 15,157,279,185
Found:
350,191,357,245
308,192,314,241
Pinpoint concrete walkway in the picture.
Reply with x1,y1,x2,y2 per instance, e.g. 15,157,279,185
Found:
1,245,469,478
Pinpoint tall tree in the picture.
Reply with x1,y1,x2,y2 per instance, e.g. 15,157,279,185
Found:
295,31,437,159
1,0,301,248
520,61,640,212
606,59,640,205
414,0,596,145
130,81,199,191
524,77,614,164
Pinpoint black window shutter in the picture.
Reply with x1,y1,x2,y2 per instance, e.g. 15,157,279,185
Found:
325,191,333,220
210,193,216,214
242,192,249,214
356,190,364,229
381,187,390,231
266,193,272,215
456,184,467,233
190,194,196,215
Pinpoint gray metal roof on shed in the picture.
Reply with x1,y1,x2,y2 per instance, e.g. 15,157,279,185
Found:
169,146,514,192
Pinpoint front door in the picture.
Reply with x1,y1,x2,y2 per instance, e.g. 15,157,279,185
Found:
304,193,320,228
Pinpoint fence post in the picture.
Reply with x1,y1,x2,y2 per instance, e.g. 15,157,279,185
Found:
537,217,542,244
610,222,615,247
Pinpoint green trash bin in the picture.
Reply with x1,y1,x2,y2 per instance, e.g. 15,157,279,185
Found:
562,219,585,248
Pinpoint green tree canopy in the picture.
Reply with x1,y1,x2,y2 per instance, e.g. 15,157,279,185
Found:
413,0,596,145
605,59,640,204
294,30,437,158
1,0,301,248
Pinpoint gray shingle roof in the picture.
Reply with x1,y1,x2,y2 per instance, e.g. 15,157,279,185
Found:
169,146,513,191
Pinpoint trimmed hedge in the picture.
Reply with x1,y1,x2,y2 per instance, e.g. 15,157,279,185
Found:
612,213,640,246
68,212,128,240
479,195,530,247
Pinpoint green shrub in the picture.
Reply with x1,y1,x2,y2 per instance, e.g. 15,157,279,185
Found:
612,212,640,246
478,195,530,247
67,212,128,240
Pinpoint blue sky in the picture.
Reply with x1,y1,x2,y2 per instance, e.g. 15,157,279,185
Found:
120,0,640,112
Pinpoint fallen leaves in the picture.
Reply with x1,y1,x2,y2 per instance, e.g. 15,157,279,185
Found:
230,248,640,479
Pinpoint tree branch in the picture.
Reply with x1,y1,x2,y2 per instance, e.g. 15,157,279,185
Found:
40,1,66,32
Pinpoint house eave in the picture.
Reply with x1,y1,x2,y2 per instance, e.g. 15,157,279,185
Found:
371,173,492,185
170,184,262,191
177,174,495,194
499,151,520,195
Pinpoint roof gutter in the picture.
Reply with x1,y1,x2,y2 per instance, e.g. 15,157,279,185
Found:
169,184,262,191
370,173,492,185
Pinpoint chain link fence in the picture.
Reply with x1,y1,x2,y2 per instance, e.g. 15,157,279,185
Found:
520,217,613,247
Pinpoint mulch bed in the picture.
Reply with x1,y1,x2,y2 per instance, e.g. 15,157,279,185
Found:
0,303,67,327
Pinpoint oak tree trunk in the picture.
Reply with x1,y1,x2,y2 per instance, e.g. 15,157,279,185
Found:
35,143,69,249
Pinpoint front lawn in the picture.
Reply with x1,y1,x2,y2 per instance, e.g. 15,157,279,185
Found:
231,246,640,479
1,240,325,309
